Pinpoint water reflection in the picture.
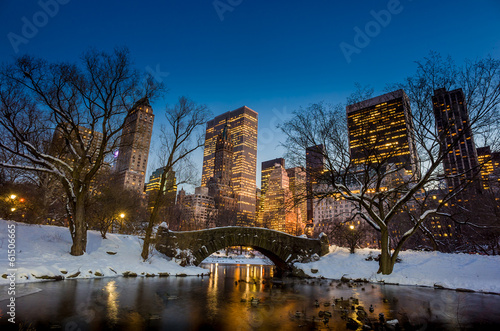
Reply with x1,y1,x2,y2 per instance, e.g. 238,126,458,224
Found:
105,280,119,324
1,264,500,330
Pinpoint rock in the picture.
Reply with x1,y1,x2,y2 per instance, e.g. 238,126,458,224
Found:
94,271,104,277
67,271,81,278
106,251,117,255
158,272,169,277
122,271,138,277
311,269,319,274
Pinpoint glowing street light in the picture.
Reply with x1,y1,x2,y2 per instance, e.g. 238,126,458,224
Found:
349,225,355,230
119,213,125,219
9,194,16,200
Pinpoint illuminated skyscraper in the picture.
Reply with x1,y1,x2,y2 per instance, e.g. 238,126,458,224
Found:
261,163,297,234
477,147,500,191
257,158,285,228
201,106,258,225
261,158,285,196
115,97,154,193
207,120,237,213
346,89,418,175
286,166,307,234
145,167,177,209
433,88,479,193
306,145,325,222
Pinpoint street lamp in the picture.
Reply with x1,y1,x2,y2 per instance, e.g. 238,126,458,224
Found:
9,194,16,200
349,224,355,230
119,213,125,219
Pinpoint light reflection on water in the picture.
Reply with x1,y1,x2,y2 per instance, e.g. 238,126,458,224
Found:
1,264,499,330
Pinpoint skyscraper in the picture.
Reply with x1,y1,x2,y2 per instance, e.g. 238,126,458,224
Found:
201,106,258,225
261,158,285,196
145,167,177,209
433,88,479,193
207,120,237,213
115,97,154,193
261,163,297,234
286,166,307,234
346,89,418,175
477,146,500,191
257,158,285,228
306,144,325,222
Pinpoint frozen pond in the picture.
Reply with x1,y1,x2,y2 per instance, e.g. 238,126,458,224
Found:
1,264,500,330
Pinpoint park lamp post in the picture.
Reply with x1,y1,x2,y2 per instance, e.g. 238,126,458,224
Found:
116,212,125,233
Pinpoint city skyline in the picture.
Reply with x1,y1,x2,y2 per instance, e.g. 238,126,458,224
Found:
1,1,499,191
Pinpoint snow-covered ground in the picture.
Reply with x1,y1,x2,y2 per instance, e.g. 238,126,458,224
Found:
0,220,208,284
295,245,500,294
2,219,499,294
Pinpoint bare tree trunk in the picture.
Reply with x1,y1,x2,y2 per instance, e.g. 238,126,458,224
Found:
377,228,394,275
70,194,87,256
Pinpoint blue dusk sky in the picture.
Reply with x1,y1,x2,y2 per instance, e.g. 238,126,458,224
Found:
1,0,499,191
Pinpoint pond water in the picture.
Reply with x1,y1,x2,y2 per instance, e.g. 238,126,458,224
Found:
1,264,500,330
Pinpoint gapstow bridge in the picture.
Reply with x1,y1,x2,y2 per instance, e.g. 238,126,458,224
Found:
155,226,329,274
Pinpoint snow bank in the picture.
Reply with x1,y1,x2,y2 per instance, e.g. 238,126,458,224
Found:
0,220,208,284
295,246,500,294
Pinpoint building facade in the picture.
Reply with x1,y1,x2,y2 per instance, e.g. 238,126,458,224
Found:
201,106,258,225
306,145,325,222
346,89,419,176
115,97,154,193
207,121,237,215
181,186,216,230
477,146,500,191
260,163,298,234
145,167,177,209
432,88,479,195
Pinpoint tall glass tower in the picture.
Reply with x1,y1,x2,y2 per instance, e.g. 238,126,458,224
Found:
201,106,258,225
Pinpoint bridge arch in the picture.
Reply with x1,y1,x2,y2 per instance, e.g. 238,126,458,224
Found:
155,226,329,272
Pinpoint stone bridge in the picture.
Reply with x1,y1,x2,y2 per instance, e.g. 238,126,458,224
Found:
155,226,329,272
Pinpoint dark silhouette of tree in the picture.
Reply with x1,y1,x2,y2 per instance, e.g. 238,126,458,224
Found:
141,97,211,260
0,47,163,255
280,53,500,274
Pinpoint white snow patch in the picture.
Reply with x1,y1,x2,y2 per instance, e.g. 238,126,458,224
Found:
295,245,500,294
0,220,208,284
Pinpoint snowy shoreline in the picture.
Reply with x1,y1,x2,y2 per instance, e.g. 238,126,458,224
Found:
1,220,499,295
0,220,208,285
295,245,500,294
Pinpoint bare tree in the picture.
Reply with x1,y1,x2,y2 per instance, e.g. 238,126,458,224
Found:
0,48,163,255
141,97,211,260
280,53,500,274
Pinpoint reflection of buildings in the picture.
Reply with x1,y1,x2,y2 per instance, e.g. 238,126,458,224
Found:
145,167,177,209
433,88,479,196
201,106,258,225
115,97,154,193
346,89,418,175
